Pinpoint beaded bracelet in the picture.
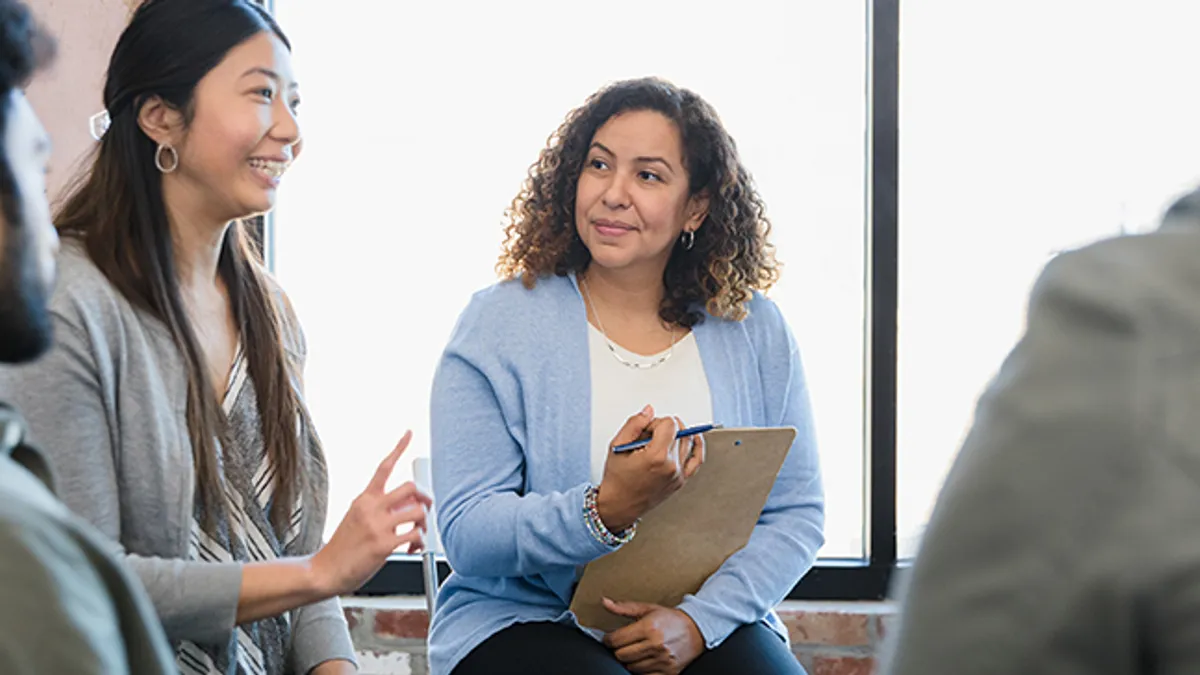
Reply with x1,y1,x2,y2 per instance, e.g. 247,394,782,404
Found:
583,484,637,547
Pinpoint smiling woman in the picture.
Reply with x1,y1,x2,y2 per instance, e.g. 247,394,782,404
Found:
575,111,709,280
0,1,431,674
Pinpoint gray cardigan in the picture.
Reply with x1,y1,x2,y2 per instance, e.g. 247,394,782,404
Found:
0,242,355,674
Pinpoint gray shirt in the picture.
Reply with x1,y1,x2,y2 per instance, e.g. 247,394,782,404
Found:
0,242,355,673
0,404,175,674
881,210,1200,675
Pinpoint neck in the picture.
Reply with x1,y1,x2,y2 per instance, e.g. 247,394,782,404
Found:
162,176,232,293
581,263,665,320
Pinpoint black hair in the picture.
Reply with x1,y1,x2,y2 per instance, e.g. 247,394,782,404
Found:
0,0,52,225
55,0,305,536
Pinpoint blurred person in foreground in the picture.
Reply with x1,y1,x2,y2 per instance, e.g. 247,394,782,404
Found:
0,0,174,671
881,187,1200,675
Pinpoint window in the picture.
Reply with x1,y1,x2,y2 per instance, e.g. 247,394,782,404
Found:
273,0,876,578
271,0,1200,596
896,0,1200,558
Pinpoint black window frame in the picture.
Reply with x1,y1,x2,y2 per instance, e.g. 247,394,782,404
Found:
263,0,901,601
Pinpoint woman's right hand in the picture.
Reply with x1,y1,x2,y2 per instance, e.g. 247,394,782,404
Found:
310,431,432,596
596,405,705,533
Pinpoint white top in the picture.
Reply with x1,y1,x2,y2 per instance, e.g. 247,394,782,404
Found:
588,324,714,484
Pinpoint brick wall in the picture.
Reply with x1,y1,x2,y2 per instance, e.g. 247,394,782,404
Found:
343,598,894,675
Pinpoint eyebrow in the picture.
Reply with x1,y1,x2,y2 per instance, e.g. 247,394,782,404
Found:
590,141,676,174
241,66,299,90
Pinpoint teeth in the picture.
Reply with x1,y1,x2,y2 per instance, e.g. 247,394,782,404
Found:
248,158,289,178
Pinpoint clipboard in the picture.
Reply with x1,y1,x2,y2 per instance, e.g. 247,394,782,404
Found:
569,426,797,632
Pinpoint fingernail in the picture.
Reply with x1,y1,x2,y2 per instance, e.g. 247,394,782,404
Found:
641,405,652,416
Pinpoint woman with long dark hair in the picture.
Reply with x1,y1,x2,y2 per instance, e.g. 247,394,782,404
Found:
0,1,428,673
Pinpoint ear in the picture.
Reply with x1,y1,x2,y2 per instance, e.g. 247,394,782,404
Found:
136,96,185,147
684,190,710,234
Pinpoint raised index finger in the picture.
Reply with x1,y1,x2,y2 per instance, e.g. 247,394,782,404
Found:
369,430,413,493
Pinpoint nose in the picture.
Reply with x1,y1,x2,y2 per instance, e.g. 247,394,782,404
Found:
601,172,631,210
271,100,302,158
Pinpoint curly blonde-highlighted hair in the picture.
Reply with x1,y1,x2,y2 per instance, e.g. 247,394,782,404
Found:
497,77,780,327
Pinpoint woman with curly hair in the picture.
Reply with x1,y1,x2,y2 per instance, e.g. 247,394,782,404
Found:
429,77,824,675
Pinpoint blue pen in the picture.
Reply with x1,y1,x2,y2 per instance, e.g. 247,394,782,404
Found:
611,423,723,454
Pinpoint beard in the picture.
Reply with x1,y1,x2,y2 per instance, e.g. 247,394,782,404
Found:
0,222,53,363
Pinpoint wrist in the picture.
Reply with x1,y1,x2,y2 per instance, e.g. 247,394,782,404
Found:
675,607,706,653
305,552,340,598
595,483,637,532
585,485,637,547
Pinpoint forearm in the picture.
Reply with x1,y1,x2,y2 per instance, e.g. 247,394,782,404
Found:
440,483,618,578
121,551,342,642
236,556,331,625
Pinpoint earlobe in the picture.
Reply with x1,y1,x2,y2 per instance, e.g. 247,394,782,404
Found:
688,193,711,231
136,96,183,147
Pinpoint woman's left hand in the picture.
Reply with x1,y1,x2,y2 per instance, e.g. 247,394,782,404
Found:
602,598,705,675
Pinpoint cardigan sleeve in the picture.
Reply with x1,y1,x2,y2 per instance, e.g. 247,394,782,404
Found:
430,296,622,579
0,311,243,646
677,300,826,648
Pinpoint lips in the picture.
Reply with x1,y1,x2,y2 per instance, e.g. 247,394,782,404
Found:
593,219,636,237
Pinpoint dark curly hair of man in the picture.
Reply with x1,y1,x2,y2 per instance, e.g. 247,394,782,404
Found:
0,0,52,226
0,0,51,225
0,0,52,98
497,77,780,327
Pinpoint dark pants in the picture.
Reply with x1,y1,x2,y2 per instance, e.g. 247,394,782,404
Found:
452,620,806,675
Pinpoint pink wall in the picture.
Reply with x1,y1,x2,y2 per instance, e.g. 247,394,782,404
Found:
26,0,132,202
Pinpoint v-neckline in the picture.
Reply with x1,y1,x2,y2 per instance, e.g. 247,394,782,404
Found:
220,340,247,414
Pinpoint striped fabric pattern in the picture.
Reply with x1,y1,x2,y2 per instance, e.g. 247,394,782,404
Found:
176,345,303,675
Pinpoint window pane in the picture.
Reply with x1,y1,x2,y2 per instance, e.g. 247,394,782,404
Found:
274,0,868,558
897,1,1200,558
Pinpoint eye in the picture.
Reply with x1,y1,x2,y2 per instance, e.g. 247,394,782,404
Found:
638,170,662,183
254,87,275,102
588,157,609,171
289,97,302,113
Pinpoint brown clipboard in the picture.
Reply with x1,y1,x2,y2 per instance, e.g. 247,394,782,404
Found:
569,426,797,632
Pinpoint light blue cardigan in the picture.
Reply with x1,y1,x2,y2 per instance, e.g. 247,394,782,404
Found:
427,273,825,675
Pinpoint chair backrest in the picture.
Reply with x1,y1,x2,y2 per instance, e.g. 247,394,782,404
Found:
413,456,443,620
412,457,441,554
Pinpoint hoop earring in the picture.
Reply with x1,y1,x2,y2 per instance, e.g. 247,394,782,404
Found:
155,143,179,174
681,230,695,251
